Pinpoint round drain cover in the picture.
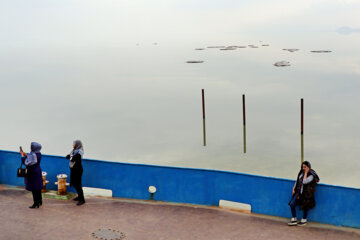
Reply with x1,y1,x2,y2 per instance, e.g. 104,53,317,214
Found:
91,229,126,240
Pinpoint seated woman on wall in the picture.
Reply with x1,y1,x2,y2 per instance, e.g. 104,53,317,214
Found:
20,142,43,208
288,161,319,226
66,140,85,206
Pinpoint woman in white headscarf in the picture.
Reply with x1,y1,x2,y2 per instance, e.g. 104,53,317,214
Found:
66,140,85,205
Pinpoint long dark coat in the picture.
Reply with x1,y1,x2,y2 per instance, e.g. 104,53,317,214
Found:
299,182,316,210
22,153,43,191
66,153,83,187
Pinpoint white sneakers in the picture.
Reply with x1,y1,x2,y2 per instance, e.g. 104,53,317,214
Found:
288,217,298,226
288,218,307,226
298,218,307,226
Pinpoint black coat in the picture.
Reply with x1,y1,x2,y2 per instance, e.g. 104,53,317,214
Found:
66,153,83,187
22,153,43,191
299,181,316,210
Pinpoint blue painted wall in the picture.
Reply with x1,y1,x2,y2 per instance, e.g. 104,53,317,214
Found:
0,150,359,228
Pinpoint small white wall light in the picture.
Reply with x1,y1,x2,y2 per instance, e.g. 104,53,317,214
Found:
148,186,157,194
148,186,157,200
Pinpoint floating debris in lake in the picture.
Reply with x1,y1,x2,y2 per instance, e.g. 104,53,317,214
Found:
274,61,290,67
220,47,237,50
186,61,204,63
262,44,270,46
310,50,332,53
195,48,205,50
248,45,258,48
283,48,299,52
208,45,249,49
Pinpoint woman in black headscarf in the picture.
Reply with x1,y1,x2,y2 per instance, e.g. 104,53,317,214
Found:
20,142,43,208
66,140,85,206
288,161,319,226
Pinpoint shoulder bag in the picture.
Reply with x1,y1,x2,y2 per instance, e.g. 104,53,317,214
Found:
17,162,28,177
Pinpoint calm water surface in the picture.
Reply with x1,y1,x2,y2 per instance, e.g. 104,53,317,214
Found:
1,32,360,188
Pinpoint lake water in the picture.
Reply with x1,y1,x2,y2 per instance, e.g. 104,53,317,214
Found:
1,31,360,188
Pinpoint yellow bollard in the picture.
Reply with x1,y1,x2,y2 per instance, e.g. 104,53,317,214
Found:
54,174,70,195
41,172,50,193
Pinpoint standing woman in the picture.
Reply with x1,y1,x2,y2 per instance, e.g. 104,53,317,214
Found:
20,142,43,208
288,161,319,226
66,140,85,206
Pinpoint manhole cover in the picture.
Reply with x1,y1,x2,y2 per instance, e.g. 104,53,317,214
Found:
91,229,126,240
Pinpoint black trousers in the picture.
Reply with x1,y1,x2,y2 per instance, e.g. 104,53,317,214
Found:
74,184,85,202
31,190,42,205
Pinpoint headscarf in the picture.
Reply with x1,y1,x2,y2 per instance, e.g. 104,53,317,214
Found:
69,140,84,168
70,140,84,158
31,142,42,153
294,161,320,194
302,161,320,182
25,142,42,166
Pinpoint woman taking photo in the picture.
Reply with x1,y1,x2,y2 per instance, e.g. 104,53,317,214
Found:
66,140,85,206
20,142,43,208
288,161,319,226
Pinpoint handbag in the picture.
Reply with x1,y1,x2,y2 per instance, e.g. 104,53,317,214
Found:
17,162,28,177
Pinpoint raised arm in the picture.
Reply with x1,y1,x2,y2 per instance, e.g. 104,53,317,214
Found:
303,175,314,184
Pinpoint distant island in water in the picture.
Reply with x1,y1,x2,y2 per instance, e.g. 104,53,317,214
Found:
336,26,360,35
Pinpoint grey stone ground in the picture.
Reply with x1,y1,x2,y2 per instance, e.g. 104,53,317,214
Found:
0,185,359,240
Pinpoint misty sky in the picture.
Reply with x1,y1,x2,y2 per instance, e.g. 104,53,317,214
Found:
1,0,360,46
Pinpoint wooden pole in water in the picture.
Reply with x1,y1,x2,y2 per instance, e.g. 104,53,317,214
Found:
202,89,206,146
301,98,304,163
242,94,246,153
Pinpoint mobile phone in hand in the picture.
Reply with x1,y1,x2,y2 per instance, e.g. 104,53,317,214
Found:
19,146,23,152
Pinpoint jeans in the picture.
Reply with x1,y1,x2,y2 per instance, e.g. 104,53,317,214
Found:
289,193,308,219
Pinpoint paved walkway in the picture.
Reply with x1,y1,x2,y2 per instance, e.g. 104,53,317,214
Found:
0,186,359,240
